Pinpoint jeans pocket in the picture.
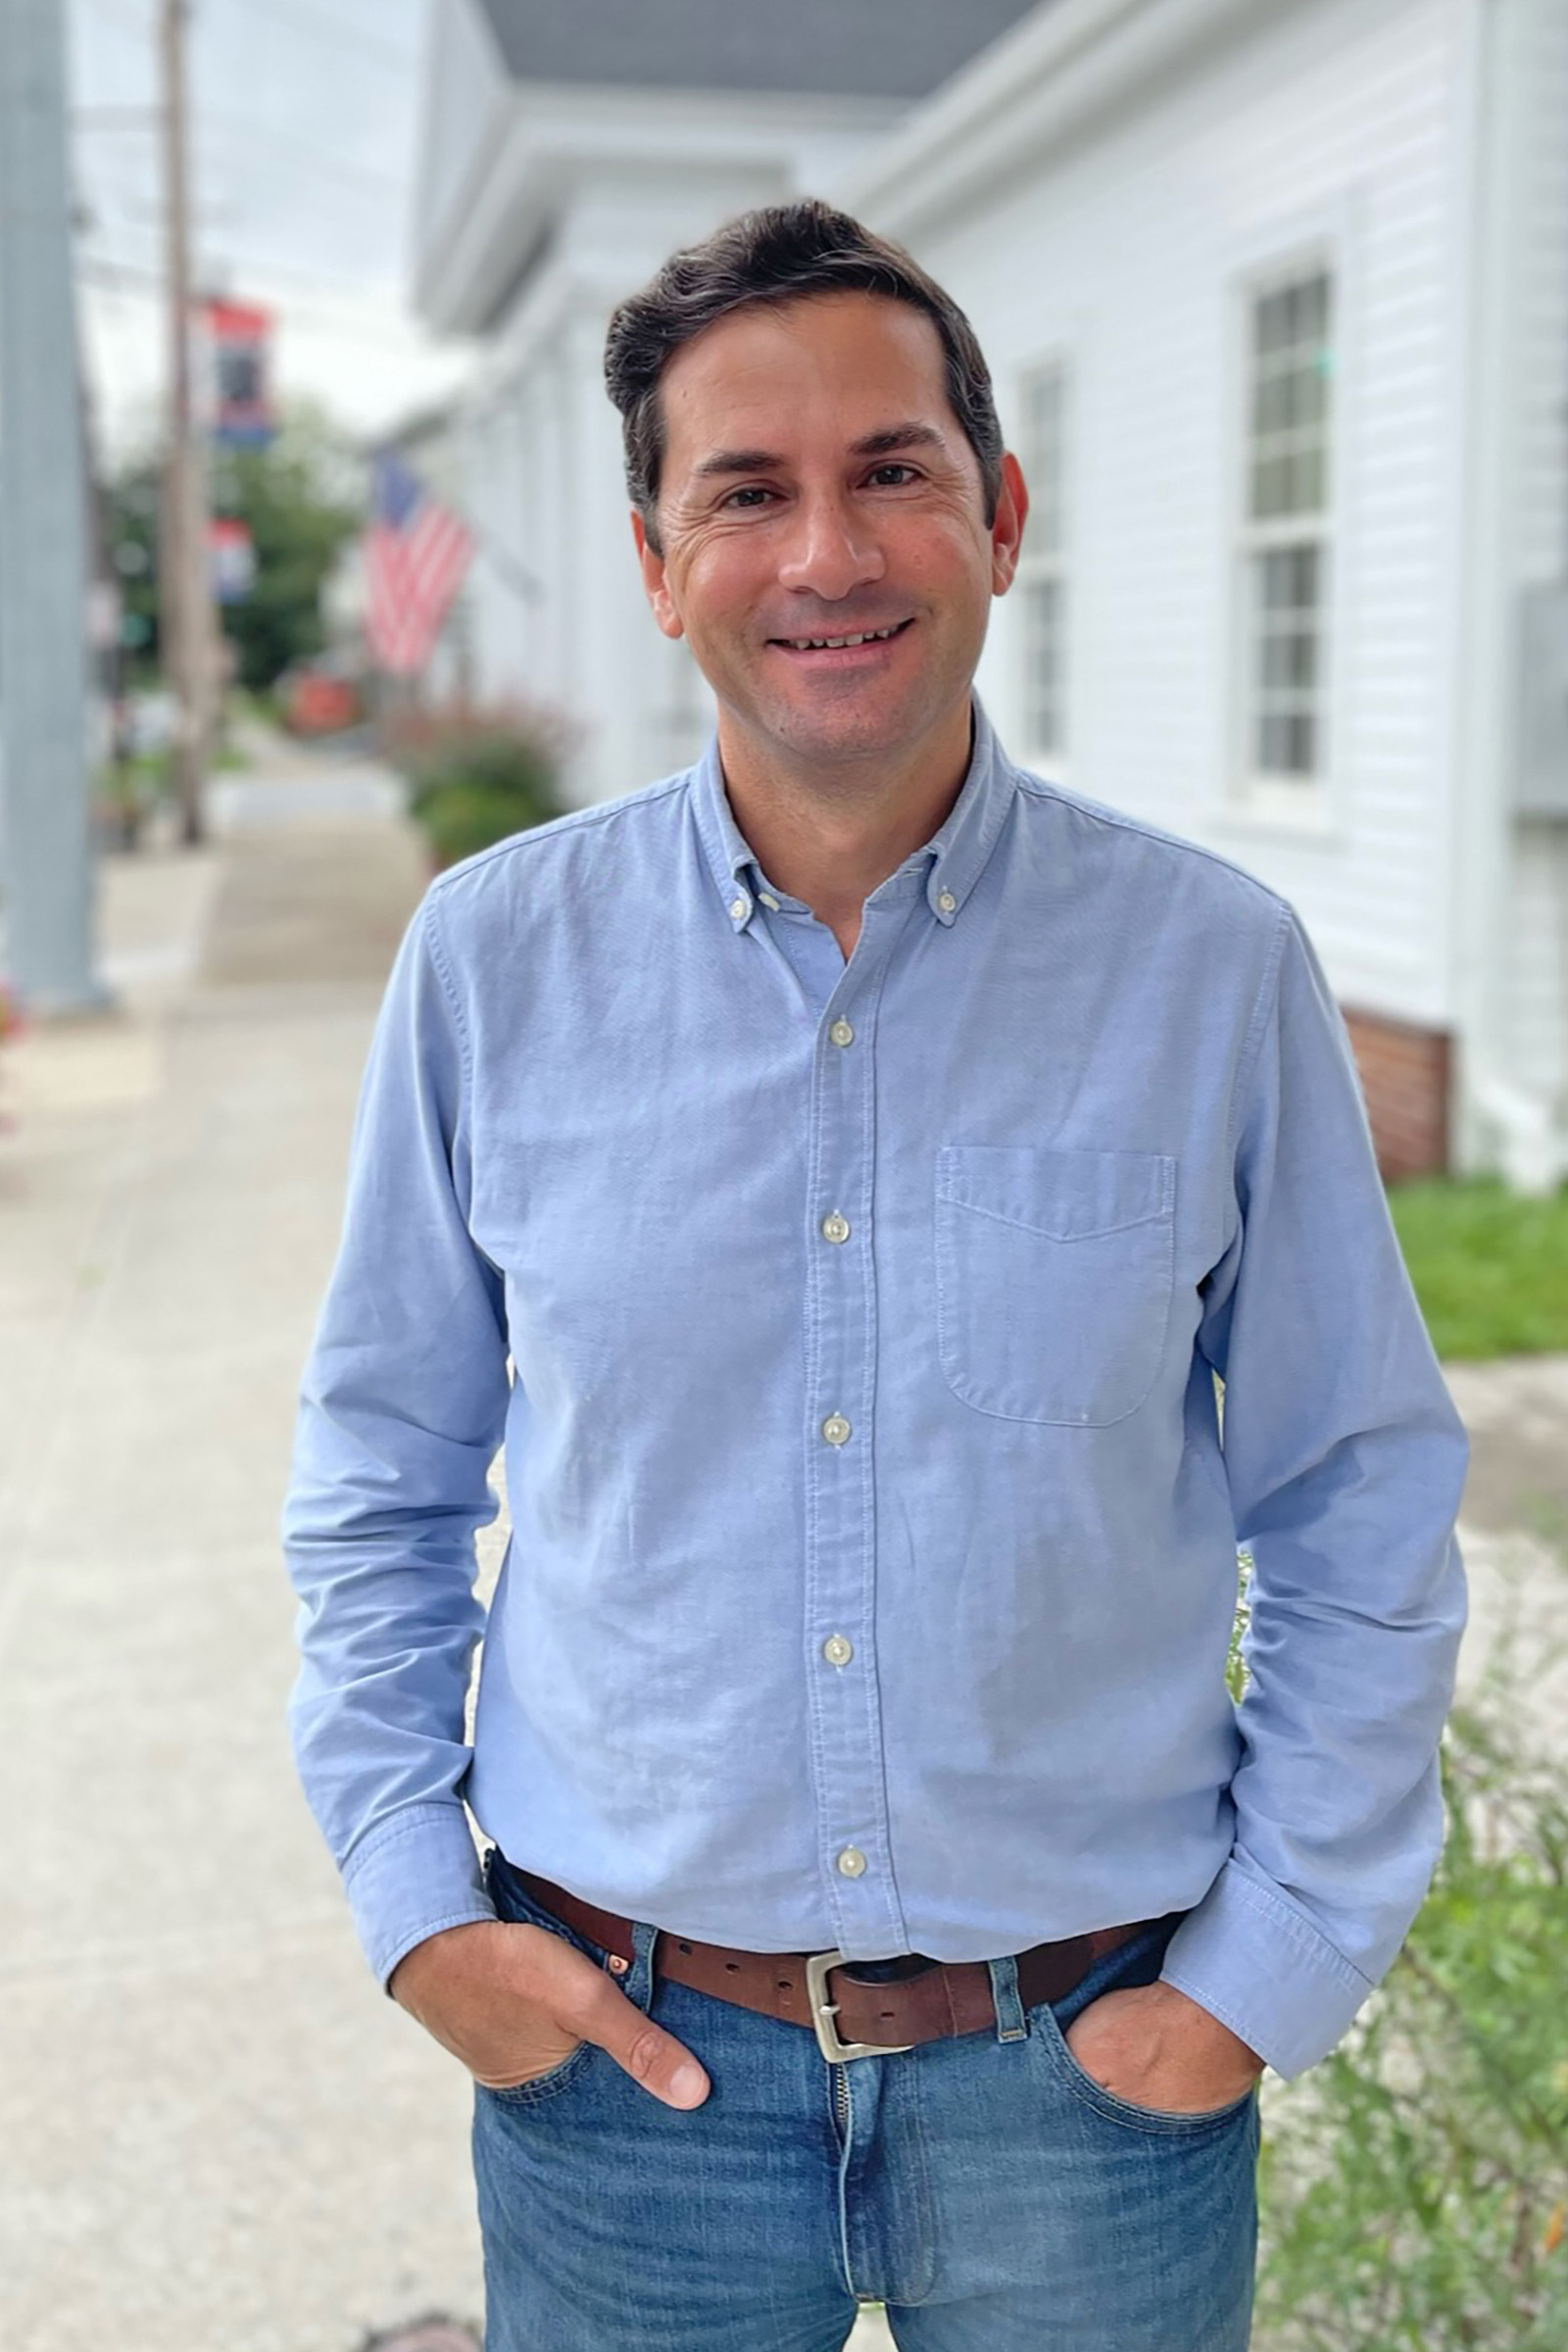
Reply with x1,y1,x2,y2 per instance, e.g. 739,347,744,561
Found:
481,2037,597,2108
479,1850,605,2106
935,1145,1176,1426
1032,1994,1258,2135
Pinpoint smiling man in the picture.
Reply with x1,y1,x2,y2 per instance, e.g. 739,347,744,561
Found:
283,202,1467,2351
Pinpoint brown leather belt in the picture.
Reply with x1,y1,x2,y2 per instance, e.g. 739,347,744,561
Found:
513,1866,1166,2063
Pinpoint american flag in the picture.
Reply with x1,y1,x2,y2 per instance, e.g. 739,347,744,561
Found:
364,450,473,677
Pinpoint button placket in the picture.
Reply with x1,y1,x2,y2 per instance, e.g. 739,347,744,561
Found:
802,919,912,1955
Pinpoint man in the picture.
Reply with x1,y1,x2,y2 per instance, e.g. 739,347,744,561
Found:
283,201,1467,2350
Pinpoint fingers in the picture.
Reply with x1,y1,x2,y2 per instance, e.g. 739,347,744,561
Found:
389,1913,711,2111
563,1958,710,2110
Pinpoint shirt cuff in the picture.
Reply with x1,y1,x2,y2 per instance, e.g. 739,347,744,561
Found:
341,1799,498,1991
1157,1853,1374,2080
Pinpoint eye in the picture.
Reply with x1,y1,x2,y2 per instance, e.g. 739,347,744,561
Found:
866,463,921,488
720,485,776,510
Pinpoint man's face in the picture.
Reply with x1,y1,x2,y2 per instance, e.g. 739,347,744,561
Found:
633,290,1026,772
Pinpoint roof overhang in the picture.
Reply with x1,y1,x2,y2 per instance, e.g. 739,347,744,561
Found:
414,74,902,336
835,0,1306,240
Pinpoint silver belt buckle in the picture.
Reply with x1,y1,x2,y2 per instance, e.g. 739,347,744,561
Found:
805,1948,915,2064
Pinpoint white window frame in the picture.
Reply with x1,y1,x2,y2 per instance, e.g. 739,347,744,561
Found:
1227,244,1342,827
1013,355,1070,774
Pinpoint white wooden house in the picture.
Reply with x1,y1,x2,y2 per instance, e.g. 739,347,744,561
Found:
410,0,1568,1186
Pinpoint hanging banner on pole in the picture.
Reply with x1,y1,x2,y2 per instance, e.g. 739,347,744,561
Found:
209,516,256,603
199,298,275,448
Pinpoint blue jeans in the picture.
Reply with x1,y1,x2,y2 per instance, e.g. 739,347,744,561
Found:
473,1852,1259,2350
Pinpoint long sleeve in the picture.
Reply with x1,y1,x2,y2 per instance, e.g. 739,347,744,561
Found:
282,892,512,1987
1157,905,1469,2079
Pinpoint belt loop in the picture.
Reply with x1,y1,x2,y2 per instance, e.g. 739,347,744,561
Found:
619,1918,659,2016
988,1951,1027,2043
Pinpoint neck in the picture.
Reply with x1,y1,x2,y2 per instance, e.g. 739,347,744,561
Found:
716,699,975,949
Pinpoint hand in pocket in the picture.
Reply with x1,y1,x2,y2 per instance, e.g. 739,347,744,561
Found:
390,1919,710,2107
1064,1981,1262,2115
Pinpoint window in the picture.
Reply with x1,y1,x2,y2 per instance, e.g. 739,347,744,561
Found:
1238,268,1333,790
1016,362,1068,762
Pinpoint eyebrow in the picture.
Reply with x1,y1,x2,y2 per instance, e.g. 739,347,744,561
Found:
688,420,948,482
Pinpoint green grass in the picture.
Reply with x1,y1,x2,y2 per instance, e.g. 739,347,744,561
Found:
1388,1177,1568,1361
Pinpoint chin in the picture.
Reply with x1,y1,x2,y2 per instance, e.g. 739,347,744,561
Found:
765,692,934,764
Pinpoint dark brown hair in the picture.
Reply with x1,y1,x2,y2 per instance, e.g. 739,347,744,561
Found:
603,198,1004,554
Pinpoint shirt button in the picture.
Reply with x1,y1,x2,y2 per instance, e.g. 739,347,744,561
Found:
821,1413,851,1446
828,1017,855,1047
820,1211,850,1244
729,896,749,921
937,889,956,914
822,1633,854,1667
759,891,780,911
836,1846,867,1879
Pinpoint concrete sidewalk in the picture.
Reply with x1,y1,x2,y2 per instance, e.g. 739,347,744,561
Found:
0,758,489,2352
0,741,1556,2352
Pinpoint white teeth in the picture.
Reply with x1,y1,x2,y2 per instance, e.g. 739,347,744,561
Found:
786,623,904,651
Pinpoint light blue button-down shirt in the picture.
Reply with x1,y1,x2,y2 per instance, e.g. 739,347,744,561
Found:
282,704,1467,2080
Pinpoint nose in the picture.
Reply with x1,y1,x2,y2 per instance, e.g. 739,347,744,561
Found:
775,487,886,604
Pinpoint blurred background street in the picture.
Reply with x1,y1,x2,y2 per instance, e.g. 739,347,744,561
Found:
0,736,485,2352
3,0,1568,2345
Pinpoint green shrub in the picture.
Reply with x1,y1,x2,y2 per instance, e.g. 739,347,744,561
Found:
1251,1553,1568,2349
409,782,548,871
384,702,569,869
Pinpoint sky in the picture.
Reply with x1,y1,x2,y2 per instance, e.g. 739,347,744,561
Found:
69,0,474,466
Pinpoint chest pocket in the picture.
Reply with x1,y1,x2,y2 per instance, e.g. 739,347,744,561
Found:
935,1145,1176,1426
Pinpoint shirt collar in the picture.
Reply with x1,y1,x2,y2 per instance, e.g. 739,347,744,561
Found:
692,697,1017,937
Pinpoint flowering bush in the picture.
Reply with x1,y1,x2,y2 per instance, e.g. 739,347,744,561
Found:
380,700,572,870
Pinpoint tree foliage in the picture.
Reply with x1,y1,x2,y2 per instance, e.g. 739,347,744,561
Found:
106,401,363,694
210,403,362,690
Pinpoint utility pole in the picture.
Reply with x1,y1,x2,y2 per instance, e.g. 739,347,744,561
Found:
159,0,214,846
0,0,104,1012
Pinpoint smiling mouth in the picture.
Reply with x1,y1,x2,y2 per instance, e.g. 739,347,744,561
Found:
769,617,915,652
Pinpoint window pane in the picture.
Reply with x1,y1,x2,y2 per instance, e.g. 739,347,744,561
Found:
1287,711,1316,772
1259,548,1297,611
1024,577,1062,755
1261,630,1312,689
1028,369,1060,452
1251,456,1294,519
1257,710,1292,770
1247,269,1334,520
1242,270,1331,790
1030,485,1060,556
1019,364,1065,555
1255,288,1293,355
1252,372,1292,434
1296,272,1329,344
1285,447,1322,514
1291,359,1326,429
1248,547,1324,781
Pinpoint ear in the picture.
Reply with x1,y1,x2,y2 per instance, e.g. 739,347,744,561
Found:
632,510,684,640
988,452,1029,598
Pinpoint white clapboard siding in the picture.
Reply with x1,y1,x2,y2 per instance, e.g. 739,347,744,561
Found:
908,0,1464,1025
1500,0,1568,1100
